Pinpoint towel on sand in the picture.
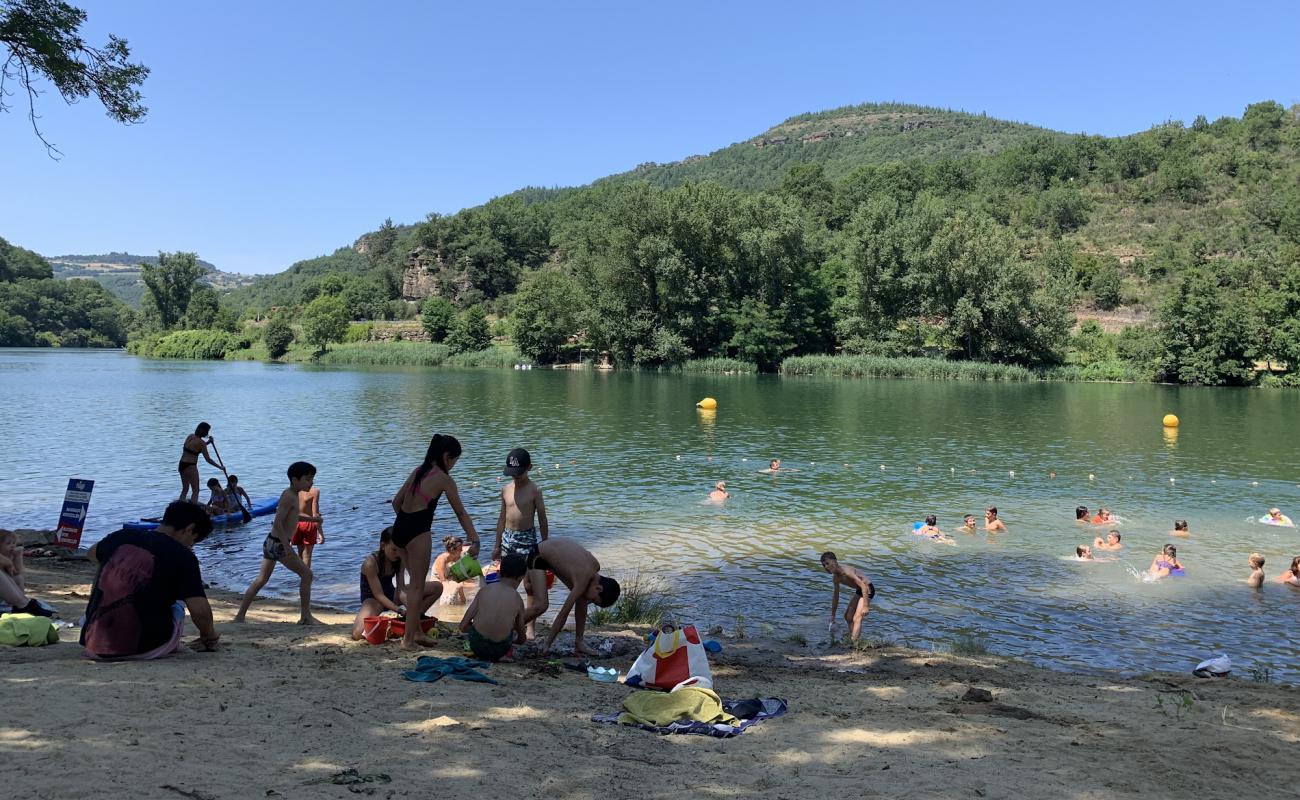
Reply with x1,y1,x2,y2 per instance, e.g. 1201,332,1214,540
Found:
594,691,788,738
402,656,497,685
0,613,60,646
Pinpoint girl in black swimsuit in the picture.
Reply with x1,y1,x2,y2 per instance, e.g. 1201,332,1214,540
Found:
178,422,220,503
390,434,481,650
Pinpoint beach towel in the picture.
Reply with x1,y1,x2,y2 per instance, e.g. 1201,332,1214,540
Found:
594,696,788,738
401,656,498,685
624,624,713,691
0,612,60,646
621,686,738,727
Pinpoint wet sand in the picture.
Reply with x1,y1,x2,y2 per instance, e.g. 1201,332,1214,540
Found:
3,555,1298,800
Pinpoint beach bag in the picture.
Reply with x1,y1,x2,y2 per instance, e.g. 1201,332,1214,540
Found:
624,624,713,691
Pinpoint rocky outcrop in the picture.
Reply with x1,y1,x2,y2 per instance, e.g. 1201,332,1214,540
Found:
400,246,444,301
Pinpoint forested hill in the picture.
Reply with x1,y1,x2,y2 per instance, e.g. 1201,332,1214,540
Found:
601,103,1059,191
224,100,1300,385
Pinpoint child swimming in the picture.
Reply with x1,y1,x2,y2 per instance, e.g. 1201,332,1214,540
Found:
1075,506,1090,523
914,515,955,545
1264,508,1295,526
1075,545,1094,560
1148,544,1184,579
958,515,977,533
1094,530,1122,551
1171,520,1190,537
1092,507,1115,525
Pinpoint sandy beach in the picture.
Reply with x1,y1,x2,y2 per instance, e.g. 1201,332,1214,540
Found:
3,553,1298,800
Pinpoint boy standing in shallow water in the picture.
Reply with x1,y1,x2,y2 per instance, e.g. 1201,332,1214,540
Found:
234,461,319,625
291,482,324,569
493,448,549,638
820,552,875,642
1246,554,1266,588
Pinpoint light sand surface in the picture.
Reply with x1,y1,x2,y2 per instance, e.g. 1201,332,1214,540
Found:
3,557,1298,800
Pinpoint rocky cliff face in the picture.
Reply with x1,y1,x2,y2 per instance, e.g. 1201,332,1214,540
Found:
400,246,441,300
400,246,477,303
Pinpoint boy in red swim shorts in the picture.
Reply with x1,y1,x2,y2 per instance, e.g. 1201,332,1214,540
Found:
292,482,324,568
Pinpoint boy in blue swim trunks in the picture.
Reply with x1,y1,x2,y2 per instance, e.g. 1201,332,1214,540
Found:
493,447,550,637
459,554,526,661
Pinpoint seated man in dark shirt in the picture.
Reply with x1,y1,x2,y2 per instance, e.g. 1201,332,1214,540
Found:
82,501,219,660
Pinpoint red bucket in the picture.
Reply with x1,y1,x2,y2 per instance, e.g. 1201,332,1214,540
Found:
362,616,438,645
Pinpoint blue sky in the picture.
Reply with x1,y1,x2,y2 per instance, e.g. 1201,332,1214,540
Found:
4,0,1298,274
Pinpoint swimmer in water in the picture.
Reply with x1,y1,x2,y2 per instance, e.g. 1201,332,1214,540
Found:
984,506,1007,532
958,515,978,533
1094,530,1122,551
707,481,731,503
1092,507,1115,525
1076,545,1094,560
760,459,798,474
1246,553,1265,589
915,515,955,545
1275,556,1300,586
1265,508,1295,526
1075,506,1090,523
1148,543,1184,579
1171,519,1190,538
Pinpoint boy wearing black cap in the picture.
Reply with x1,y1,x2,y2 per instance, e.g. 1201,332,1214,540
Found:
494,447,549,635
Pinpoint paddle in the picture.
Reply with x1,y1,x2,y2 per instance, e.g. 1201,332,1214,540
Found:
207,438,252,523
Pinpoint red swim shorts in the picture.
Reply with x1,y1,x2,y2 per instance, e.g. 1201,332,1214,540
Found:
291,521,321,546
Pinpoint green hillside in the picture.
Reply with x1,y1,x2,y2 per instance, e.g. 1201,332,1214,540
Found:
180,101,1300,385
601,103,1060,191
46,252,253,308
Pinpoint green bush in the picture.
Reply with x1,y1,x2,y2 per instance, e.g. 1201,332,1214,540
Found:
1041,360,1153,382
420,296,455,343
679,358,757,373
264,316,294,359
343,322,374,343
445,346,523,368
315,341,450,366
145,329,243,360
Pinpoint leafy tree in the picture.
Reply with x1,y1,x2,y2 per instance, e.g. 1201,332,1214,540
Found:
369,217,397,263
140,251,203,329
728,298,794,371
1243,101,1286,151
0,0,149,155
341,276,387,320
299,293,348,352
510,269,582,364
183,285,220,329
420,296,455,342
1155,265,1255,385
263,315,293,359
445,304,491,354
1090,261,1122,310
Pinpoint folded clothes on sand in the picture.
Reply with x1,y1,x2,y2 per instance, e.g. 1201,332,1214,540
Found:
593,690,787,738
402,656,498,685
0,612,60,646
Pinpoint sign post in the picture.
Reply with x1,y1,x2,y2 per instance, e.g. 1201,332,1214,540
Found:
55,478,94,549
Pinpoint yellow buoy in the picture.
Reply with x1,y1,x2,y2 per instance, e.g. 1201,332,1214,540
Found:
696,397,717,410
1162,414,1179,428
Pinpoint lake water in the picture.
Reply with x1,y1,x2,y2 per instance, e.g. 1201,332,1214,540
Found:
2,349,1299,680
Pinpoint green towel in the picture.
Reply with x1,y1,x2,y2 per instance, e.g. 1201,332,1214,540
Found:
0,613,59,646
619,686,739,727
